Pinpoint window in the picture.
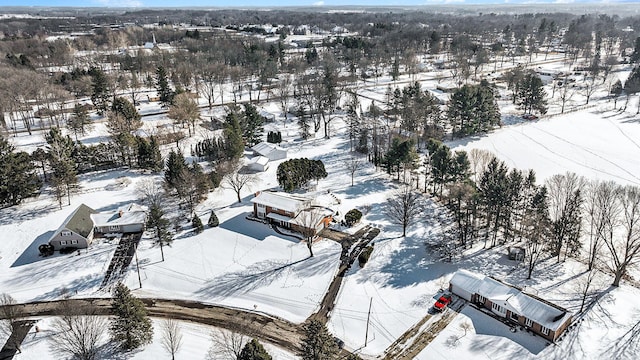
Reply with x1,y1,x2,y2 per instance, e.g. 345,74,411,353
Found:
477,295,486,304
60,240,67,246
492,303,504,313
541,326,550,335
71,239,78,245
109,225,120,231
61,231,71,236
511,312,519,321
525,318,533,327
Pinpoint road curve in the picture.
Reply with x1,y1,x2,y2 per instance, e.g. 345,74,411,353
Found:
4,297,304,354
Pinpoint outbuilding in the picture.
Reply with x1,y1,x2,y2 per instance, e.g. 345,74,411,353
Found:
251,142,287,161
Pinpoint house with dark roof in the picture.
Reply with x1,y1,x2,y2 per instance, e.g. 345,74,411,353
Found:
449,269,573,342
48,204,97,251
48,203,147,251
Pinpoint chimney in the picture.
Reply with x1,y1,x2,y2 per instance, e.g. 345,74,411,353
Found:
118,210,123,218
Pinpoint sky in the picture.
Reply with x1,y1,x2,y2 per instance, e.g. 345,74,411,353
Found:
0,0,633,8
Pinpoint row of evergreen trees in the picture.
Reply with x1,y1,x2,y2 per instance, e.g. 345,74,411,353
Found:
420,139,581,279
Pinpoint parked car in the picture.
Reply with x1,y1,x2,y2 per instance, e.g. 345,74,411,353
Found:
434,294,452,312
522,114,539,120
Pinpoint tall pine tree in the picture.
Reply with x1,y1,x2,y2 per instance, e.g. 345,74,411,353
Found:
300,320,338,360
147,202,173,261
239,339,272,360
110,283,153,350
0,137,41,206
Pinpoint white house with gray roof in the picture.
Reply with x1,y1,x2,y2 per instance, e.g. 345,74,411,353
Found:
449,269,573,342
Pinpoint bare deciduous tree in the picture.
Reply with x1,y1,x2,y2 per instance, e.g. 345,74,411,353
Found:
546,172,585,262
296,208,327,258
136,178,164,208
386,186,424,237
223,171,257,203
49,301,108,360
345,156,364,187
602,185,640,286
468,149,495,183
161,319,183,360
207,322,253,360
0,293,23,339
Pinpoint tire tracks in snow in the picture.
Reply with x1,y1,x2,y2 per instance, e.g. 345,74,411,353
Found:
515,125,640,185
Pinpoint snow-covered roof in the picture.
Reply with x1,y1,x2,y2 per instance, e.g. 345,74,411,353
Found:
450,269,484,293
91,203,147,227
290,207,333,227
251,191,311,213
251,142,286,156
506,292,571,331
250,156,270,166
450,270,571,331
477,276,520,300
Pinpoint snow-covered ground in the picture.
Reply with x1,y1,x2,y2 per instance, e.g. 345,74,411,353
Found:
450,106,640,186
13,317,298,360
3,52,640,359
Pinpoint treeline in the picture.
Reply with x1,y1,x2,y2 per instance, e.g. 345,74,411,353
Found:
409,139,640,287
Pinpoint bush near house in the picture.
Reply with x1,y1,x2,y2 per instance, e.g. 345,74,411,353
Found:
358,244,374,267
344,209,362,226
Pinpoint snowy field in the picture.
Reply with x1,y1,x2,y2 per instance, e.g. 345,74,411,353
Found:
13,317,298,360
450,106,640,186
3,51,640,359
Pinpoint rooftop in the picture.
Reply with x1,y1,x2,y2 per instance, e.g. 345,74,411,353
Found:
251,191,311,213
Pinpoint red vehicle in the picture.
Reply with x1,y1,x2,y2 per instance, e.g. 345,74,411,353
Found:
522,114,539,120
434,294,452,311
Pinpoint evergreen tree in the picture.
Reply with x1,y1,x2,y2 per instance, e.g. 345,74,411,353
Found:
448,83,501,137
110,97,142,133
147,202,173,262
192,214,204,233
299,320,338,360
478,157,510,248
516,73,548,115
164,150,187,191
242,103,264,147
277,158,328,192
223,109,245,161
110,283,153,350
67,104,93,141
45,128,78,208
208,210,219,227
630,37,640,64
89,67,110,115
156,66,174,107
238,339,272,360
136,136,163,171
522,186,552,279
0,137,41,206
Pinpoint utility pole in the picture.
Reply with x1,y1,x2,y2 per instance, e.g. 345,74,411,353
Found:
365,297,372,346
135,246,142,289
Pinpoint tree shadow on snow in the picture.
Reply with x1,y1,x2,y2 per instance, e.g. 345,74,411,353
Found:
195,251,336,299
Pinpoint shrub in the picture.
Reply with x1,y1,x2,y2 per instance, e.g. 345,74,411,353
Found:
192,214,204,233
344,209,362,226
358,243,374,267
208,211,219,227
